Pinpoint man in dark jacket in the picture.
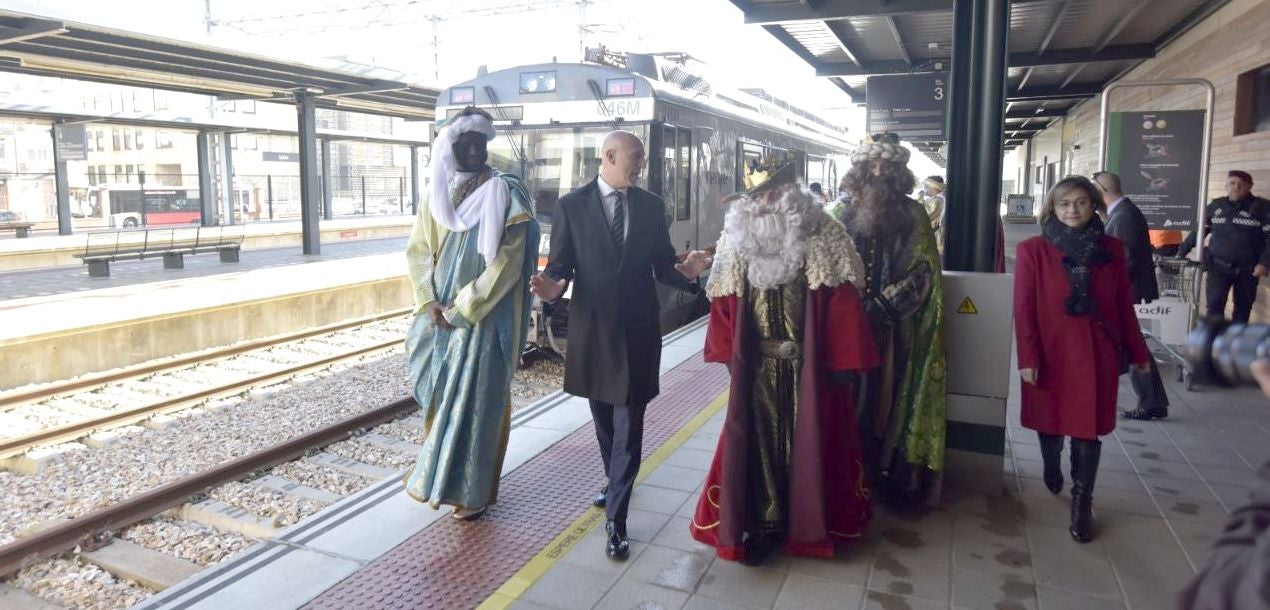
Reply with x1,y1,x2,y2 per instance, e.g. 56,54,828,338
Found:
1179,170,1270,324
530,130,711,561
1094,171,1169,420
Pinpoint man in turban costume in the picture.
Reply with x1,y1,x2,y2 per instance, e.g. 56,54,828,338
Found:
403,107,541,520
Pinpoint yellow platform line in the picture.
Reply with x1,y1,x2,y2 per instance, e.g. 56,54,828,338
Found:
478,389,729,610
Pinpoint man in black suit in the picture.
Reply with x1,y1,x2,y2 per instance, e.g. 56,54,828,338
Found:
1094,171,1169,420
529,130,711,560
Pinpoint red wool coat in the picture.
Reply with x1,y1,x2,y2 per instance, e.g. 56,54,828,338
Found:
1013,235,1151,439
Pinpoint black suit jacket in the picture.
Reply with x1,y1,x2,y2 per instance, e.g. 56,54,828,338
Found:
545,178,698,406
1105,197,1159,303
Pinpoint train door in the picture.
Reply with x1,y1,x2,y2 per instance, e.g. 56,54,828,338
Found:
652,124,694,252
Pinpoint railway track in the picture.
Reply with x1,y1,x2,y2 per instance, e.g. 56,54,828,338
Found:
0,311,413,466
0,347,565,610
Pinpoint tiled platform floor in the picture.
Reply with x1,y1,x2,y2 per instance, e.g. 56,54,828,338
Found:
511,361,1267,610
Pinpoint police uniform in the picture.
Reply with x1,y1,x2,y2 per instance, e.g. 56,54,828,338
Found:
1179,195,1270,323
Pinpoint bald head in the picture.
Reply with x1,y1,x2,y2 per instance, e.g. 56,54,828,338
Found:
600,130,646,189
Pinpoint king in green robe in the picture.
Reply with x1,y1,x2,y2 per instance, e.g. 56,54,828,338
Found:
403,108,540,518
837,134,948,505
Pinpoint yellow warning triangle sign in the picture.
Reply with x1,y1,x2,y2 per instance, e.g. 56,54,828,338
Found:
957,297,978,315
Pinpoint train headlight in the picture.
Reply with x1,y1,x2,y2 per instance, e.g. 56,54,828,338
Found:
520,71,557,94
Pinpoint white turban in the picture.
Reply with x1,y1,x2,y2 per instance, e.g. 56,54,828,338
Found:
428,111,505,265
851,139,911,165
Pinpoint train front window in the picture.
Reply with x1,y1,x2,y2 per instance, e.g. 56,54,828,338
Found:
483,125,647,226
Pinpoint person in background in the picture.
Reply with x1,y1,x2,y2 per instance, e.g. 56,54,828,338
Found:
1092,171,1169,421
1178,170,1270,324
529,130,711,561
1014,176,1151,543
919,176,946,253
808,181,827,203
402,107,541,521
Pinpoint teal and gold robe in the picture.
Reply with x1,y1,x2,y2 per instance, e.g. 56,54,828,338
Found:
403,168,540,510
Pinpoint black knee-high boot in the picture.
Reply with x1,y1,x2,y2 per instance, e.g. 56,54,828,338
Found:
1069,438,1102,543
1037,432,1064,494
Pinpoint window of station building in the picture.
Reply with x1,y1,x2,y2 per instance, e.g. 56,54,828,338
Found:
94,130,104,152
124,130,134,150
152,91,169,111
240,100,257,114
111,129,121,151
125,164,135,183
113,164,123,181
134,129,144,150
155,131,174,149
87,165,97,186
1235,64,1270,136
97,166,106,184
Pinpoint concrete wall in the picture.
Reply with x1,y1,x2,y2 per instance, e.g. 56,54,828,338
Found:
1022,0,1270,320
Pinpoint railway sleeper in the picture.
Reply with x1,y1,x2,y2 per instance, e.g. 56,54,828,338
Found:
1,443,87,475
249,474,342,504
359,432,423,456
0,583,60,610
167,499,279,540
304,451,399,480
80,539,201,592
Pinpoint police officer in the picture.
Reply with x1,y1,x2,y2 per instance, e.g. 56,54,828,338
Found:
1179,170,1270,324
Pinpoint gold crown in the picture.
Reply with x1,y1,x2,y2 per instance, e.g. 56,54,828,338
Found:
742,156,794,193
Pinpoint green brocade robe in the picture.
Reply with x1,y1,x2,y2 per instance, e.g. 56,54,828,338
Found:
402,169,540,510
842,200,947,503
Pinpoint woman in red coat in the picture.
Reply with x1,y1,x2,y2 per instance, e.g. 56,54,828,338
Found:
1014,176,1151,543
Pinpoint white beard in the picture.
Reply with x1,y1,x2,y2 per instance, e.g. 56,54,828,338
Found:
722,185,817,291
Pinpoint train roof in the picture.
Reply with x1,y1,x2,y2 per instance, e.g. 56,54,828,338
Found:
437,59,854,153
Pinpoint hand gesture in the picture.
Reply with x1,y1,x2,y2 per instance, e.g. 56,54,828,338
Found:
529,271,566,302
425,302,454,331
675,250,714,280
1255,264,1268,278
1130,362,1152,374
1020,368,1038,385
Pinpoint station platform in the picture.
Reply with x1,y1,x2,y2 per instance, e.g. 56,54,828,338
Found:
0,236,411,389
134,316,1270,610
0,215,413,272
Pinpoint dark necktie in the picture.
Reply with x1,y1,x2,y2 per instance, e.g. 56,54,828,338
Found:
610,191,625,254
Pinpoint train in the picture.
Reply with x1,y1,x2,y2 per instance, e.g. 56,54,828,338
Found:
433,50,856,355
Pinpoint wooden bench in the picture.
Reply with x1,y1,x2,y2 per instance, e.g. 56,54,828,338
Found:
0,221,33,238
74,225,245,277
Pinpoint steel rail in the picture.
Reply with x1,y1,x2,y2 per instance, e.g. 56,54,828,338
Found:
0,308,411,411
0,397,417,577
0,339,403,461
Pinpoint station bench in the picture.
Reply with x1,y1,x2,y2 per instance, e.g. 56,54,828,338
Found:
0,221,33,238
74,225,245,277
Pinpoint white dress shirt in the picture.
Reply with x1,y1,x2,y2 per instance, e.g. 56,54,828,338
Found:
596,175,630,240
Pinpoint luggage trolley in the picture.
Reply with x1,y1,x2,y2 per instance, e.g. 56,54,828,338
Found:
1138,257,1204,389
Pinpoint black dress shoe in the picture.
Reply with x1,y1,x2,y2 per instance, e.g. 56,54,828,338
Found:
1121,407,1168,421
593,485,608,508
605,520,629,561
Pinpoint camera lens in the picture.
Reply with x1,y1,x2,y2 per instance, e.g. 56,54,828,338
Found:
1186,320,1270,386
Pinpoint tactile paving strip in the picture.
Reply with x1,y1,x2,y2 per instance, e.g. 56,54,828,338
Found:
302,354,727,610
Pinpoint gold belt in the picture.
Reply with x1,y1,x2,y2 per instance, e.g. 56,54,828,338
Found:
758,339,802,360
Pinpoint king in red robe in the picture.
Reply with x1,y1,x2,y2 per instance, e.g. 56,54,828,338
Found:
689,162,880,565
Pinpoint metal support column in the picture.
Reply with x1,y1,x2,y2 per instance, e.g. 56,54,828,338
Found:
196,130,217,226
321,138,333,221
1022,139,1034,196
410,145,421,216
296,93,321,255
50,123,72,235
222,133,235,224
944,0,1010,272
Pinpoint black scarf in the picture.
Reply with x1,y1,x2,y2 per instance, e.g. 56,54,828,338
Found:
1042,215,1111,316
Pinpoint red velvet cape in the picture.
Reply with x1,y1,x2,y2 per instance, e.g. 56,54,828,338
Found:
690,282,880,560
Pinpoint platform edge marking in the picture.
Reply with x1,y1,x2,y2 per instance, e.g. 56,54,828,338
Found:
475,388,729,610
